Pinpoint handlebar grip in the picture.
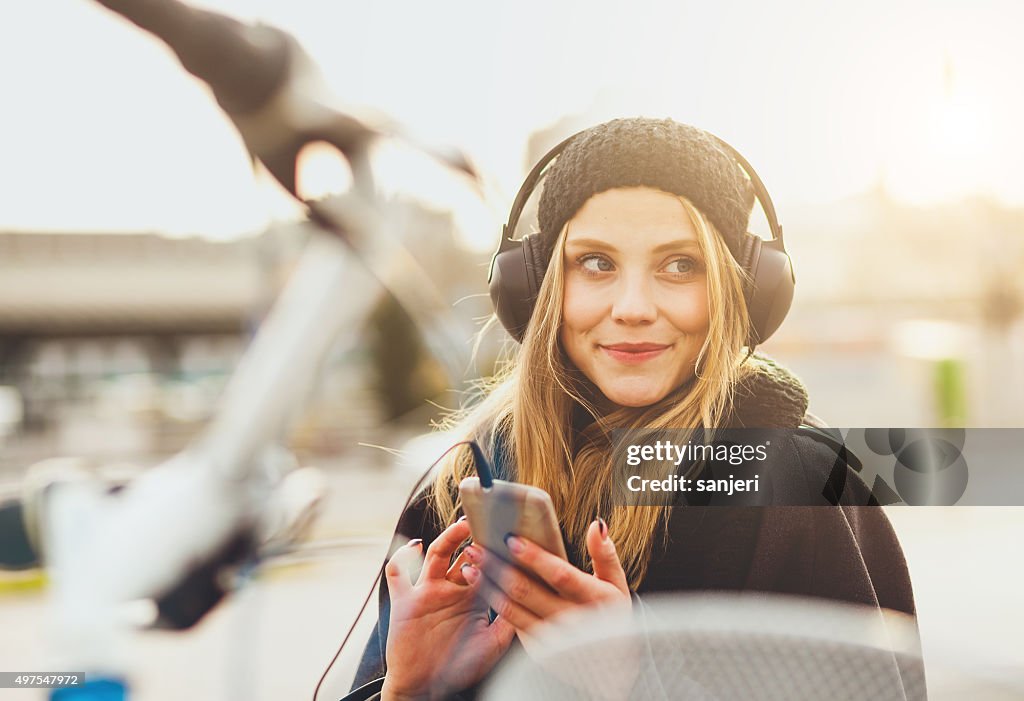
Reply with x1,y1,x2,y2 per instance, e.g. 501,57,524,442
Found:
93,0,290,114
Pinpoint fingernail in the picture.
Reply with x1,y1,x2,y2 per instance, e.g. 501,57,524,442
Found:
461,564,479,582
504,533,524,555
456,515,468,523
597,518,608,540
464,545,481,562
408,538,423,549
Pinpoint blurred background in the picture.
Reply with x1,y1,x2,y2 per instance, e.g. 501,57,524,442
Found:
1,0,1022,699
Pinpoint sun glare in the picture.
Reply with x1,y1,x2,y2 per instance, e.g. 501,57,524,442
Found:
927,94,990,158
883,62,998,206
370,141,500,253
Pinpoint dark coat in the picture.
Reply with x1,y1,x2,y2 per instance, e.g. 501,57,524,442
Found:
344,356,916,700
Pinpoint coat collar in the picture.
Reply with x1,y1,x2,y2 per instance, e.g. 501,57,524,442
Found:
489,353,811,476
728,353,809,429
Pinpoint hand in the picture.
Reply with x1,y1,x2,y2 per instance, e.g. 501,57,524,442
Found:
463,518,631,636
464,515,638,695
382,518,516,700
463,519,638,700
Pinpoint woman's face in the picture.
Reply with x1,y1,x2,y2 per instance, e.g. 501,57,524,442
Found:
560,187,710,408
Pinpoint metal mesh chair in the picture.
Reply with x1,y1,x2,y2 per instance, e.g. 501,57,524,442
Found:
482,593,925,701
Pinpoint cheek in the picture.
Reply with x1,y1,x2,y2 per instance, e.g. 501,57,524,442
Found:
561,278,606,334
665,286,710,334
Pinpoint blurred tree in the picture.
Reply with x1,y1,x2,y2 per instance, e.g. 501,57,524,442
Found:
364,292,447,422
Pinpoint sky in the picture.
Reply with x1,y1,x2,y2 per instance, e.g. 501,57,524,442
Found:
2,0,1023,246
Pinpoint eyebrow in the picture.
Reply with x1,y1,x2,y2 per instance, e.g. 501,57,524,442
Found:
564,238,702,254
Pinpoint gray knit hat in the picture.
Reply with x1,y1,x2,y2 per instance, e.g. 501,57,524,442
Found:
537,117,755,263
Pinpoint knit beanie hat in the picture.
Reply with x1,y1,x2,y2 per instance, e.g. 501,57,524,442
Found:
537,117,755,264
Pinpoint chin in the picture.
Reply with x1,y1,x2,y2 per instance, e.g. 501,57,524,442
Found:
600,383,669,409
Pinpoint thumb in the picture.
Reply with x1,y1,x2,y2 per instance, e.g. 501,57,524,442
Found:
586,519,629,594
384,538,422,601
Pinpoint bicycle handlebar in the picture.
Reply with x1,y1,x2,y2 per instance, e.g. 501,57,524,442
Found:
92,0,476,197
94,0,289,114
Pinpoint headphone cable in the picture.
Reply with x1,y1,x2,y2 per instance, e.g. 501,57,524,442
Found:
312,439,476,701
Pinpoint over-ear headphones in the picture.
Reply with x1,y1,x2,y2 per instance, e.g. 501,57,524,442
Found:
487,128,795,348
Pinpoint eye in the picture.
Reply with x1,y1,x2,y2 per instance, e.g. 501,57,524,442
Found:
663,257,698,275
578,254,615,274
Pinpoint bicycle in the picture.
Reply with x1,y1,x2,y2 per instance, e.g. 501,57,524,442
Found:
1,1,480,698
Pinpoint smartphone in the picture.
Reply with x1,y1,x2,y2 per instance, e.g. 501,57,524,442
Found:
459,476,568,565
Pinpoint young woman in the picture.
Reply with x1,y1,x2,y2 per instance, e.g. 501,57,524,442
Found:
346,118,915,701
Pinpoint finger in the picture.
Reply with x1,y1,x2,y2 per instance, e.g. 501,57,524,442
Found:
487,612,518,650
498,535,594,603
466,545,564,618
418,516,471,584
445,549,473,584
384,538,422,600
465,564,542,633
586,519,630,594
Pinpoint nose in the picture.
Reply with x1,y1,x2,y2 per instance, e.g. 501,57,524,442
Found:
611,272,658,325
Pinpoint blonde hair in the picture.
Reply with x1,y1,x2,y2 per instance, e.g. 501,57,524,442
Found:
432,194,753,588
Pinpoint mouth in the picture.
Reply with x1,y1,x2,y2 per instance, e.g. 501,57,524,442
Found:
599,343,671,365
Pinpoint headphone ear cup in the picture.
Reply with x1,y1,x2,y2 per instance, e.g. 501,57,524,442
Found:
521,233,548,299
739,233,794,346
737,231,759,273
488,233,549,343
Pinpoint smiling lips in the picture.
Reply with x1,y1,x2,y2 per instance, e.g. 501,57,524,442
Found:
600,342,671,365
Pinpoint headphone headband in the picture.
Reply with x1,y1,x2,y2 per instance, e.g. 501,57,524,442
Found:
489,129,788,282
